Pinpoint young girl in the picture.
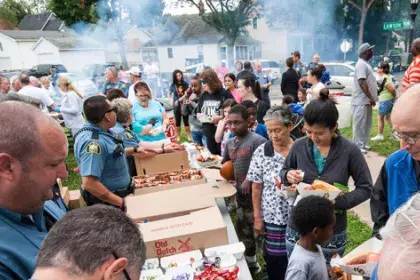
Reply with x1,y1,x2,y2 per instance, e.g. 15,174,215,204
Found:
224,73,241,103
371,62,396,141
170,69,191,142
215,99,237,156
297,88,310,108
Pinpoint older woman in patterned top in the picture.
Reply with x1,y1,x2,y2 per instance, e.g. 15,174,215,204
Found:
246,105,294,280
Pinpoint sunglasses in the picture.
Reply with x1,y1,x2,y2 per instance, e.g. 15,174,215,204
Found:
103,107,118,119
112,251,131,280
201,80,207,85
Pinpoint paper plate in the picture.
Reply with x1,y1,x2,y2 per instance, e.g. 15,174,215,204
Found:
296,182,341,201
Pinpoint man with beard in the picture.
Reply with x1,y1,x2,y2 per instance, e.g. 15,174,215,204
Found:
351,43,378,154
0,101,68,280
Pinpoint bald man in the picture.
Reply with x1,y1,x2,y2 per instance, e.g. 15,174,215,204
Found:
371,84,420,239
0,101,68,280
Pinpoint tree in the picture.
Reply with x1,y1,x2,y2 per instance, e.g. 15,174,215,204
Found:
183,0,257,69
348,0,378,46
0,0,33,27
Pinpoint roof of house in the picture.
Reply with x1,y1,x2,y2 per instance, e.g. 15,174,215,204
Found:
144,14,258,47
44,36,103,50
0,30,68,41
17,13,64,31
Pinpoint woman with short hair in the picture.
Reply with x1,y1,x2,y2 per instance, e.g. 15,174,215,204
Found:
132,82,169,143
247,105,295,280
280,89,373,263
57,75,85,136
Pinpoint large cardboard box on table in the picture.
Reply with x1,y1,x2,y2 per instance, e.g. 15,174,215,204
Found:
127,180,236,222
133,150,209,195
139,205,228,258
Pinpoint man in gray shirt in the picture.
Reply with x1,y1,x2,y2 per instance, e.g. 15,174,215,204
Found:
351,43,378,154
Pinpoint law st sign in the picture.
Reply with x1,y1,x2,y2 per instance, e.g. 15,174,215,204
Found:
383,20,413,31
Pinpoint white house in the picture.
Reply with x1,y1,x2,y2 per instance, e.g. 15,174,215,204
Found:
142,14,261,73
0,30,68,70
31,36,106,72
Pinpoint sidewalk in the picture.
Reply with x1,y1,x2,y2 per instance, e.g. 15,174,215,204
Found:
349,151,386,227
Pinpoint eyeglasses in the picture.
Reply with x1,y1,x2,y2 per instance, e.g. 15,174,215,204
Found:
201,80,207,85
112,251,131,280
136,94,150,99
391,130,420,145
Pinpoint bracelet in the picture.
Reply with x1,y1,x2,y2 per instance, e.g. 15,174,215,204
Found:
121,197,126,212
161,143,165,153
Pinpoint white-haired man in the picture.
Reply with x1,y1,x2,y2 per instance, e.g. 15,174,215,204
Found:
8,75,21,94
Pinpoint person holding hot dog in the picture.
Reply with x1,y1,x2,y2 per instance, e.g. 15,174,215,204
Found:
280,88,373,263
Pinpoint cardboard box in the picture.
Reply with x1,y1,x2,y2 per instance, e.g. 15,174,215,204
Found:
139,206,228,258
134,150,190,176
127,181,236,222
134,169,207,195
68,190,82,209
201,168,224,181
60,187,70,206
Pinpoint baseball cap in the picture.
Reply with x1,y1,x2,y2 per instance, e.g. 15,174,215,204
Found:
126,66,142,77
358,43,375,56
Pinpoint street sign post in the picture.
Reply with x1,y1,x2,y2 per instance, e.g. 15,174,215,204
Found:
340,40,352,61
383,20,413,31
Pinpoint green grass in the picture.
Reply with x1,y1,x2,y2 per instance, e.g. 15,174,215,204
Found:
340,109,399,157
346,212,372,255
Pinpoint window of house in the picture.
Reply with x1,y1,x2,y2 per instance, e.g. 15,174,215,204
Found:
252,17,258,29
167,48,173,59
235,46,248,60
220,46,227,61
197,45,204,62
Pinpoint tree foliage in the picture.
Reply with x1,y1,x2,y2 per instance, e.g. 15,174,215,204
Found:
0,0,33,26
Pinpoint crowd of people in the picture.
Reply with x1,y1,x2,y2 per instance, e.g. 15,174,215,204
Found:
0,38,420,280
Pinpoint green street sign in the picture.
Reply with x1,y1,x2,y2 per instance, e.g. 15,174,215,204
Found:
383,20,412,31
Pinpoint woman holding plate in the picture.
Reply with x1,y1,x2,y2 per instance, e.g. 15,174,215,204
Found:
280,89,373,262
247,105,295,280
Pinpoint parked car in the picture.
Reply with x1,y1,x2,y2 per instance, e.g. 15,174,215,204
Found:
251,60,280,80
28,64,67,78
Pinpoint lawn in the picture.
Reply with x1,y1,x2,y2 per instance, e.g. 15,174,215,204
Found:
340,109,399,157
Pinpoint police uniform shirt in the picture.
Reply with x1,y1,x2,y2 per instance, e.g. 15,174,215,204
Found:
74,123,131,192
0,201,65,280
255,72,272,87
102,80,129,96
293,62,307,78
110,122,140,148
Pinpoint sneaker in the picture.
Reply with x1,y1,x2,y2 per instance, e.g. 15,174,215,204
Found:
247,261,262,274
371,134,384,141
364,145,371,151
360,148,368,154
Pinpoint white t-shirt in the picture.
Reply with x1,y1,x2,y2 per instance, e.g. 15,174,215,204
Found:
352,58,378,105
19,85,55,113
143,64,159,79
309,82,325,100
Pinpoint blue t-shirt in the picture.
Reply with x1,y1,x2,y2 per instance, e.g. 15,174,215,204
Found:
132,100,166,142
313,145,327,174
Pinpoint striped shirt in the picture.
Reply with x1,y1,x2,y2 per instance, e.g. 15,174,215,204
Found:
402,55,420,92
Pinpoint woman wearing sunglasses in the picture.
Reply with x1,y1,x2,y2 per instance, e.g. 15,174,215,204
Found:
132,82,169,143
196,68,233,155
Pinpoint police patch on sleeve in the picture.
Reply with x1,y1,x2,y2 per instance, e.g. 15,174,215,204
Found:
87,142,101,154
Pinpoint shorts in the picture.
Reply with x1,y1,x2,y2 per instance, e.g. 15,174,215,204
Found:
378,99,395,116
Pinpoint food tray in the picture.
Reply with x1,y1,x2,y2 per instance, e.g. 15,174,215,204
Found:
192,254,237,272
143,258,160,271
162,264,194,280
141,268,164,280
160,250,203,270
296,182,341,201
338,238,383,277
195,155,222,168
204,242,246,260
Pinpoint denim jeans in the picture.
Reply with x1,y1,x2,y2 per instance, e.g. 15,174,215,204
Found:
191,130,206,147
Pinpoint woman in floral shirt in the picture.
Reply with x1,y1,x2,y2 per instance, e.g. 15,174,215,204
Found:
247,105,294,280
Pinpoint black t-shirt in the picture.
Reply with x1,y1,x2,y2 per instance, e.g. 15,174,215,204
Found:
255,99,270,124
197,89,233,120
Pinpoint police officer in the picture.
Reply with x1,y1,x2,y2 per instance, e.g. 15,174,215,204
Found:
74,95,131,210
101,66,129,96
255,61,273,107
291,51,307,87
0,101,68,280
110,97,181,176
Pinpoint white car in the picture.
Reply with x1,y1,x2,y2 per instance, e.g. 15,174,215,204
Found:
323,62,355,95
251,60,280,80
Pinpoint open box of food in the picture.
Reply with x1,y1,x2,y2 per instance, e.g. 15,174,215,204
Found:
296,180,342,201
133,169,207,195
338,238,383,277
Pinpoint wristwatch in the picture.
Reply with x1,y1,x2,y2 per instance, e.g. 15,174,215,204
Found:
133,146,138,153
161,143,165,153
121,197,127,212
